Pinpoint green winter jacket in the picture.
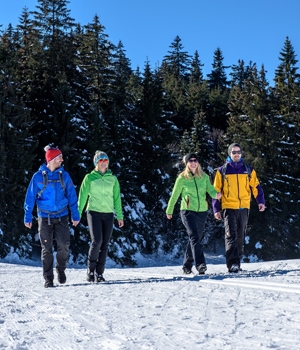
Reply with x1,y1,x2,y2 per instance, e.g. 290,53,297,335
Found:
166,172,218,214
78,170,123,220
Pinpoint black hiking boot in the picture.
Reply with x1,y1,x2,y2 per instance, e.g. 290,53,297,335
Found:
197,265,207,275
182,267,192,275
96,273,105,282
229,264,240,273
44,278,54,288
57,270,66,284
87,270,95,282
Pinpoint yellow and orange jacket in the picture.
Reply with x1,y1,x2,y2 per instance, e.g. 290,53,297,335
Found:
212,159,265,213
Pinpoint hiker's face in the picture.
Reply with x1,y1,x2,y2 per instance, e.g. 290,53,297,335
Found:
52,154,63,169
96,158,109,173
230,147,242,162
187,158,198,173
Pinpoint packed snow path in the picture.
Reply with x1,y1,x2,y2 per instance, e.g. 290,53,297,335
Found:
1,259,300,349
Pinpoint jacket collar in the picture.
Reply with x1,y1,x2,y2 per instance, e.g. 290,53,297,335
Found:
226,157,245,170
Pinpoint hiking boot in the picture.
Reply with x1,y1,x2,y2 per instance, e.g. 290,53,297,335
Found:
96,273,105,282
182,267,192,275
229,264,240,273
57,270,66,284
87,270,95,282
44,278,54,288
197,265,207,275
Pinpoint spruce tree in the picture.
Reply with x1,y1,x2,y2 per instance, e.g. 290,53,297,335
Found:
29,0,92,168
129,62,179,255
230,60,256,89
0,69,37,258
187,51,209,116
160,36,192,133
265,37,300,259
206,48,230,130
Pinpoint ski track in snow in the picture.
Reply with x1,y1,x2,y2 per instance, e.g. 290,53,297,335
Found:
0,260,300,349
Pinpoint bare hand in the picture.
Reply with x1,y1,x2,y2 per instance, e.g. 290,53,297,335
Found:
214,212,222,221
72,220,80,226
118,220,124,228
166,214,172,220
216,192,222,200
258,204,265,212
25,222,32,229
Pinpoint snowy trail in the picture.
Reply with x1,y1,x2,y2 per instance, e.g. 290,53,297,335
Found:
202,278,300,294
1,260,300,349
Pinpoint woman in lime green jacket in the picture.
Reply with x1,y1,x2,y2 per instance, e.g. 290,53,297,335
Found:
78,151,124,282
166,153,221,275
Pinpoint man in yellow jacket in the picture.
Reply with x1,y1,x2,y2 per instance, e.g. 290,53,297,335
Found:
212,143,265,272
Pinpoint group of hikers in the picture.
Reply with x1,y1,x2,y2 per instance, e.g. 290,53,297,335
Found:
24,143,265,288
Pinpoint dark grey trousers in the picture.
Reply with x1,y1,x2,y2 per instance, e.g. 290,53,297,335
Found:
38,215,70,280
180,210,208,270
87,211,114,275
223,208,249,268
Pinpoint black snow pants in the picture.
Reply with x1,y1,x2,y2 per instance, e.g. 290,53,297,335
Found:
223,208,249,269
38,215,70,280
180,210,208,270
87,211,114,275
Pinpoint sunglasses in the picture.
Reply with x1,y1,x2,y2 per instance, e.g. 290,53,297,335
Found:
188,159,198,163
98,158,109,163
231,151,241,155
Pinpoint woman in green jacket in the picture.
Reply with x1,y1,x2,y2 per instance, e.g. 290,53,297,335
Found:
166,153,221,275
78,151,124,282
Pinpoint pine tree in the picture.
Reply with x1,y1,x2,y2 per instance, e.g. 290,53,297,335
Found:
206,48,230,130
78,16,114,120
129,62,179,255
160,36,192,133
230,60,256,89
264,37,300,259
0,68,37,258
207,48,230,92
28,0,92,165
187,51,209,116
273,36,300,114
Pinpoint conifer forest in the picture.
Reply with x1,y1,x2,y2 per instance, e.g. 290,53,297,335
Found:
0,0,299,265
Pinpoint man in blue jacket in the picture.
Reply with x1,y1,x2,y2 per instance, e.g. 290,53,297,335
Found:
24,145,80,287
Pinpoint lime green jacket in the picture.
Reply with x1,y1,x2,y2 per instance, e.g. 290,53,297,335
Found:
78,170,123,220
166,173,218,214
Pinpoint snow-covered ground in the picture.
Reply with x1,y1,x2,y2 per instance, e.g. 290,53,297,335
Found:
1,253,300,350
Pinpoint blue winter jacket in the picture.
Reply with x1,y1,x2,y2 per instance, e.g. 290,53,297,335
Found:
24,164,80,223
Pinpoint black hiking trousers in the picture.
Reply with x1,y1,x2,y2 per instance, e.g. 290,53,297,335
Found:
223,208,249,269
180,210,208,271
38,215,70,280
87,211,114,275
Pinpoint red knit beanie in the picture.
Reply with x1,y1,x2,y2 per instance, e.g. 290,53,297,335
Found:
44,145,62,162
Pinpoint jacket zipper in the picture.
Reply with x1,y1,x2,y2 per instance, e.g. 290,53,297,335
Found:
224,176,230,197
193,177,200,211
236,173,242,206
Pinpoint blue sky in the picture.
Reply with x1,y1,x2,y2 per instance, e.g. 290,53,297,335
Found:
1,0,300,84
